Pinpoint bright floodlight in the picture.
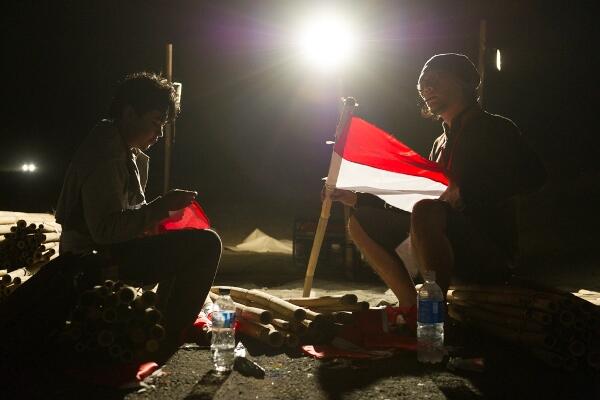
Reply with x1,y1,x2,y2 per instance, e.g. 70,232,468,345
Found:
21,163,37,172
297,14,356,71
496,49,502,71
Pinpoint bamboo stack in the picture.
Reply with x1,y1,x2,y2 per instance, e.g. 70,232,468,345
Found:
0,267,37,302
210,287,369,348
0,212,61,304
61,280,165,362
447,283,600,373
0,212,61,276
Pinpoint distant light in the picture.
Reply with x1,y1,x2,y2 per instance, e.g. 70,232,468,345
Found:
297,13,356,71
21,163,37,172
496,49,502,71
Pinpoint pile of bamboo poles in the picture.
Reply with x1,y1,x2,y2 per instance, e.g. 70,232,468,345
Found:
0,211,60,273
210,286,368,348
447,284,600,373
61,280,165,363
0,266,42,302
0,213,60,304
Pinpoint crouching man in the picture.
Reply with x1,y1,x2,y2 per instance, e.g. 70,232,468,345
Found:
55,72,221,359
331,53,546,310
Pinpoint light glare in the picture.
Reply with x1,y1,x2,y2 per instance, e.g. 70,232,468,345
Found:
21,163,37,172
496,49,502,71
298,14,356,71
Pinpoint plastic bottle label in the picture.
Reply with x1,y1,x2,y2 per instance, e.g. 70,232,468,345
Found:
213,311,236,328
418,300,444,324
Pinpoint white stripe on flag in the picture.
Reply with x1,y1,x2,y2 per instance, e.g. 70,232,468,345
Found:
332,153,447,212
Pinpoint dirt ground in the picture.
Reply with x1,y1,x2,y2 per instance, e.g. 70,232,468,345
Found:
2,247,597,400
2,188,600,400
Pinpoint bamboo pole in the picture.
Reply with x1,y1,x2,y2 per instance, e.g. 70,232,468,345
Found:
303,97,358,297
42,232,61,243
0,211,57,224
285,294,358,307
449,303,545,333
0,221,61,233
332,311,355,324
303,308,331,323
271,318,307,336
0,225,14,235
237,304,273,325
212,286,307,322
270,318,290,331
449,298,552,326
0,216,17,225
447,289,558,313
236,318,284,347
309,301,370,313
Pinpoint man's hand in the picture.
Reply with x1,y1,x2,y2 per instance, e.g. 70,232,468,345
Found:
439,182,464,211
159,189,197,212
321,186,357,207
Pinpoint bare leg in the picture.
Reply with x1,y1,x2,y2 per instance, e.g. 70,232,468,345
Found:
348,215,416,307
410,199,453,294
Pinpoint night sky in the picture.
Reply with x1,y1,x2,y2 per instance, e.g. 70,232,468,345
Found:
1,1,597,254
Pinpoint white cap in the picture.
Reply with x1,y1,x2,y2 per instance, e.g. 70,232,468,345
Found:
423,270,436,282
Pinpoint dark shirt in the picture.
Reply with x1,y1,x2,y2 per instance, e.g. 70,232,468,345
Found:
357,104,546,261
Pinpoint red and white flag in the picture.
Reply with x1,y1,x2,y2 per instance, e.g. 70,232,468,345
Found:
327,116,448,212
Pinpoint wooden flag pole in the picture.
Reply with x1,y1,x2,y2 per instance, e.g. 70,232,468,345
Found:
302,97,357,297
163,43,173,194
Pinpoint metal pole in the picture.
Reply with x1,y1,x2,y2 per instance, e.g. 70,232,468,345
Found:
477,19,487,106
302,97,357,297
163,43,173,194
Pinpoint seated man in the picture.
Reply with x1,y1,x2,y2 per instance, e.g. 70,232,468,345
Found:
55,72,221,358
331,53,546,309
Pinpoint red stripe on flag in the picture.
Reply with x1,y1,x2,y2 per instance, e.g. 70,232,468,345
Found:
334,117,448,185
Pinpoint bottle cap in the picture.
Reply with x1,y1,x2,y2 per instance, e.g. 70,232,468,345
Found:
423,270,436,282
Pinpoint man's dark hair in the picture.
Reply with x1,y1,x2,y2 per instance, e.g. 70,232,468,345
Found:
109,72,180,122
418,53,480,118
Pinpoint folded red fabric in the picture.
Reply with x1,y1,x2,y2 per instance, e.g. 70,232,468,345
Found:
302,306,418,360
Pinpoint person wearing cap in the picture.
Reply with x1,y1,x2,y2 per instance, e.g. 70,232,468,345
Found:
55,72,222,359
330,53,546,311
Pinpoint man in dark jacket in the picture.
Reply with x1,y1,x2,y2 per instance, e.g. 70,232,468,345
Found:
55,72,221,359
330,53,546,307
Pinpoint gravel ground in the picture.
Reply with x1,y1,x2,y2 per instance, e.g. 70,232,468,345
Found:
2,249,600,399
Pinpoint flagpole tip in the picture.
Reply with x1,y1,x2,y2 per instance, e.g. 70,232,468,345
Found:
343,97,357,107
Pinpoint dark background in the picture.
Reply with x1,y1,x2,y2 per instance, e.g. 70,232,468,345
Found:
1,1,597,263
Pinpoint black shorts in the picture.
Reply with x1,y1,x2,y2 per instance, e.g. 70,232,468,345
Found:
352,204,510,284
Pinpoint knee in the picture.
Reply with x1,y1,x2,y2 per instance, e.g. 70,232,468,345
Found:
411,199,447,233
179,229,222,263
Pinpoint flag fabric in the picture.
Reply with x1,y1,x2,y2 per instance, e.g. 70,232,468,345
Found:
157,201,211,233
330,116,448,212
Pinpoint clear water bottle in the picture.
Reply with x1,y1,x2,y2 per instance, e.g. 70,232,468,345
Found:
211,289,236,372
417,270,445,363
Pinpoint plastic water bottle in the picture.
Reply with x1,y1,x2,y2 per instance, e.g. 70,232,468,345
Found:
417,270,445,363
211,289,236,372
